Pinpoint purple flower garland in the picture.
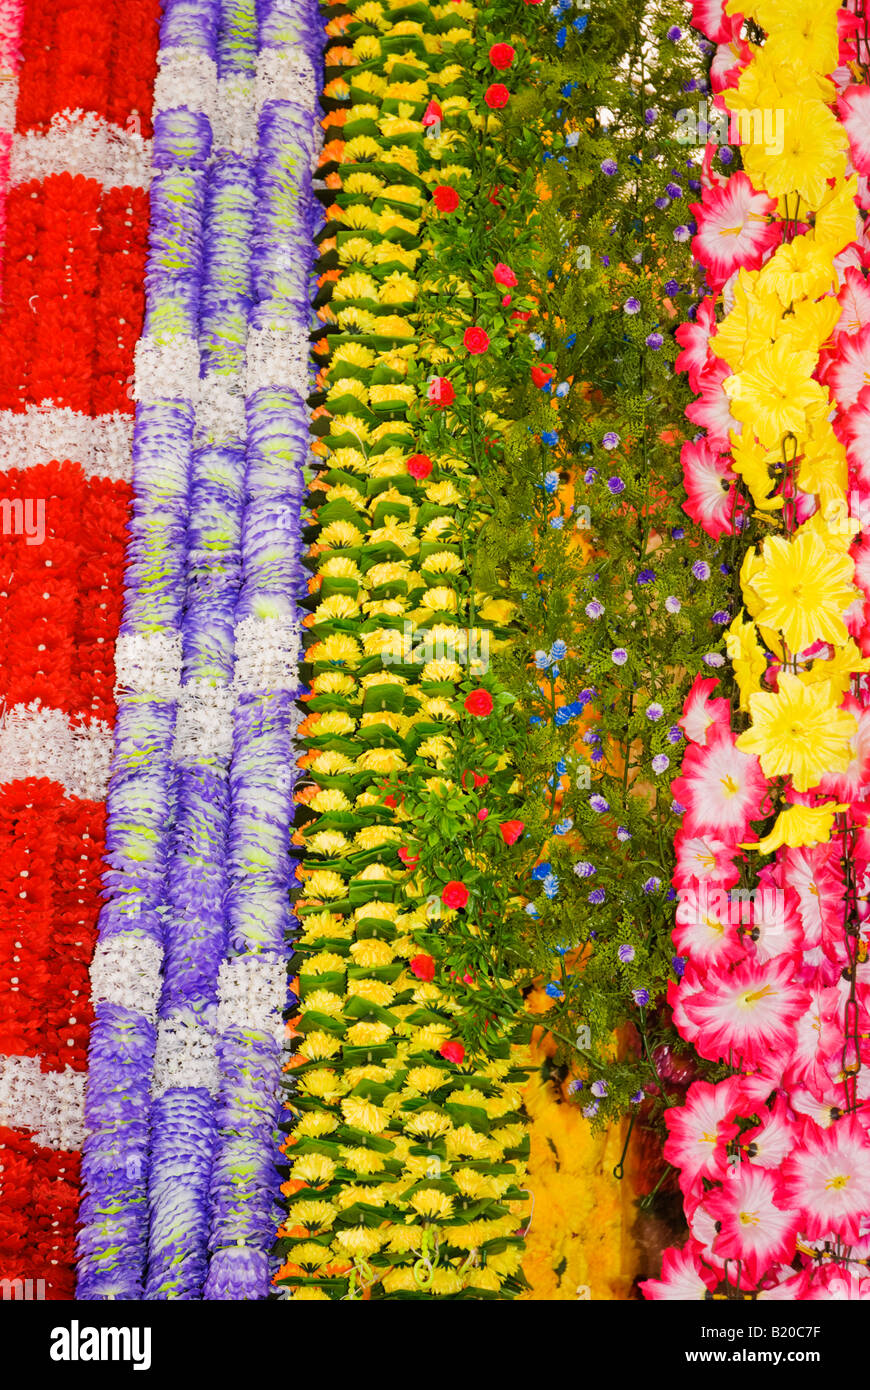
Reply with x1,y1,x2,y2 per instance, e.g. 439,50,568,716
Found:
78,0,322,1301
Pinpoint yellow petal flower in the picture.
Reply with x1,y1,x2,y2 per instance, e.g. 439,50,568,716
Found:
744,802,848,855
736,674,857,791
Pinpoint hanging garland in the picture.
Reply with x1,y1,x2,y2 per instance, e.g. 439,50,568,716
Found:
646,0,870,1299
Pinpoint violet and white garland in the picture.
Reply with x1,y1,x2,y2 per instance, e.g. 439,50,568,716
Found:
78,0,320,1301
77,0,209,1300
203,0,320,1300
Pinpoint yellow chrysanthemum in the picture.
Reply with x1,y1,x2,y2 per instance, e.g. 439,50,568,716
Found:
292,1153,337,1186
338,1146,387,1174
409,1188,454,1219
340,1096,389,1132
302,1030,343,1061
291,1200,337,1231
293,1110,340,1139
349,937,396,968
741,100,847,211
303,870,347,901
403,1109,454,1138
724,340,828,448
752,530,856,654
334,1226,389,1257
736,674,857,791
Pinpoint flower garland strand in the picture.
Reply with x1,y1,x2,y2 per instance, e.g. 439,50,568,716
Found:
646,0,870,1299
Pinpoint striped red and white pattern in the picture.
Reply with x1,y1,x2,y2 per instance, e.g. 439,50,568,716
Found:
0,0,158,1299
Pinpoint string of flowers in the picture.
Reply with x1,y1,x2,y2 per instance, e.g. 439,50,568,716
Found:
276,0,560,1301
646,0,870,1299
203,0,320,1300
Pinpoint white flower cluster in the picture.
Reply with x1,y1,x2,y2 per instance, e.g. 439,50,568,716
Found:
0,406,135,482
114,632,183,699
0,1056,86,1150
246,326,310,397
152,1012,219,1097
233,615,301,693
216,953,286,1047
172,680,235,763
133,336,201,404
89,932,163,1022
0,703,113,800
194,376,247,446
10,110,151,189
256,47,317,117
213,75,258,156
152,50,218,122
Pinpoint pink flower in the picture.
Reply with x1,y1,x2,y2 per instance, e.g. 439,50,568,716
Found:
663,1076,745,1192
678,675,731,747
829,324,870,409
671,727,768,839
781,1117,870,1244
674,296,719,392
674,834,742,891
680,953,806,1067
684,358,742,449
680,435,739,538
640,1243,717,1300
839,85,870,175
493,261,517,287
672,881,745,970
690,172,780,290
706,1165,799,1284
833,265,870,343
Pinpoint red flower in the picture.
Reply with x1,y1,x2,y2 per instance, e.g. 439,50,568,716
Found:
407,452,433,479
502,294,512,307
463,326,490,355
532,363,556,387
493,261,518,287
489,42,516,69
485,83,510,109
512,309,532,322
432,185,460,212
410,953,436,981
477,808,489,821
460,770,489,789
464,688,494,717
499,819,524,845
398,847,420,870
422,99,443,126
440,1040,466,1065
488,185,502,206
428,377,455,408
442,880,470,909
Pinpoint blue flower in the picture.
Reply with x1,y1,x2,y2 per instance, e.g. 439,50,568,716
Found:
646,332,664,349
534,649,551,669
618,944,635,963
601,158,618,176
531,861,552,881
590,795,609,813
612,647,628,665
554,818,573,835
550,515,564,529
574,860,595,878
645,702,663,720
667,725,683,744
692,560,711,580
541,430,559,446
543,470,560,493
652,753,670,774
585,599,604,619
632,988,650,1007
712,609,730,624
630,1090,645,1104
555,379,570,396
543,872,560,899
574,15,588,32
637,568,656,584
525,902,540,918
665,182,683,198
530,332,546,350
555,757,567,775
607,476,625,495
624,296,641,314
664,278,680,296
545,981,565,1000
616,825,631,841
642,877,661,893
672,955,686,978
588,888,606,905
555,25,567,48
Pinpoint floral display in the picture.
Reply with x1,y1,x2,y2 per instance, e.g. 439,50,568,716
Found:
645,0,870,1301
8,0,870,1313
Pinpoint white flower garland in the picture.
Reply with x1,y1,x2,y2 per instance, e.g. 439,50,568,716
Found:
10,110,152,189
0,405,135,481
0,1056,86,1150
0,703,113,800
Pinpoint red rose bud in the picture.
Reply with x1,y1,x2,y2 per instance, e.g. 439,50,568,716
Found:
477,808,489,820
440,1040,465,1065
422,99,443,126
489,42,516,69
531,363,556,387
485,83,510,109
463,325,490,355
441,880,470,909
432,184,459,212
398,847,420,870
410,953,436,982
493,261,518,287
464,688,494,716
502,294,512,307
427,376,455,408
499,819,524,845
407,452,433,479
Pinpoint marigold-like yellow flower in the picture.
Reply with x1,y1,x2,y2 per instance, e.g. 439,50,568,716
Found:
292,1153,337,1185
736,674,857,791
744,802,848,855
752,530,855,654
340,1096,389,1132
409,1188,454,1219
291,1200,337,1231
